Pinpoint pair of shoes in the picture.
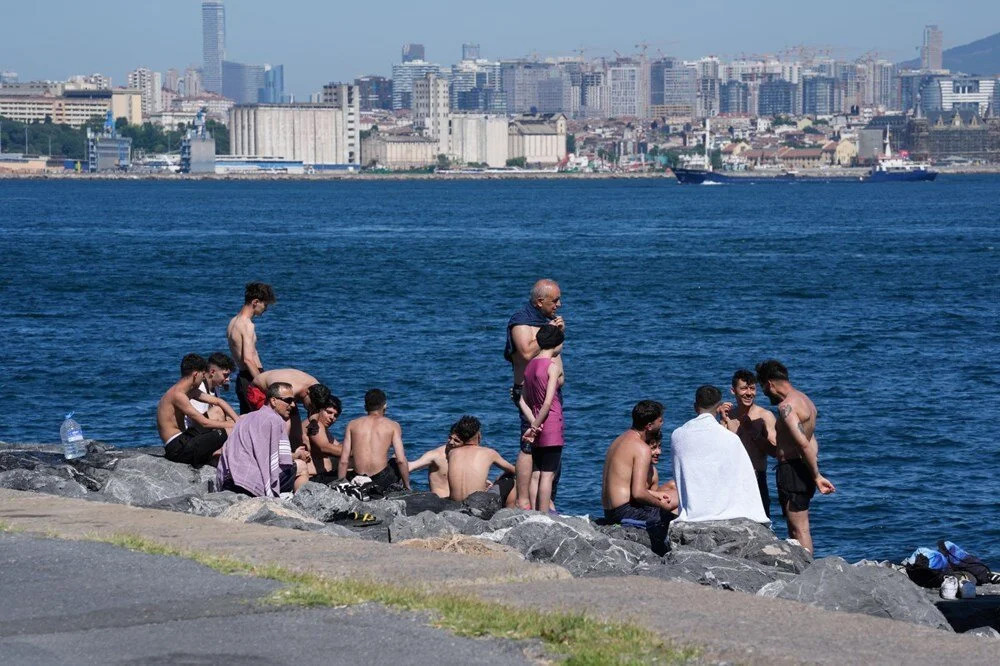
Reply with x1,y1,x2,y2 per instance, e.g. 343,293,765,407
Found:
940,576,958,600
987,571,1000,585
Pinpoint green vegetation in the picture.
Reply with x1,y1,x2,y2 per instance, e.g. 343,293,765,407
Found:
566,133,576,154
0,521,11,532
102,533,697,665
802,125,823,135
771,115,797,127
505,156,527,168
0,115,229,159
710,148,723,170
436,153,451,169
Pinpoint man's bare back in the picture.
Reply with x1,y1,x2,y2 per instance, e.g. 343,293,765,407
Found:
408,445,449,498
227,314,261,374
602,430,668,511
341,414,405,478
775,389,817,462
253,369,317,399
447,446,514,502
734,404,776,472
156,377,230,443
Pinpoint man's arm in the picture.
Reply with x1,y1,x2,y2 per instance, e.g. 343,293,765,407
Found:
191,391,239,423
337,425,352,479
307,425,342,457
510,325,540,361
492,451,516,475
757,409,778,457
778,403,835,494
648,464,659,491
408,449,437,472
239,324,261,378
630,447,670,509
172,392,231,430
391,424,410,490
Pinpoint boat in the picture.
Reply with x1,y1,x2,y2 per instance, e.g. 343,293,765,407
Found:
673,122,937,184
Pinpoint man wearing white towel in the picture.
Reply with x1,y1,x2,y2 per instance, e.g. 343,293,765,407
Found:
670,385,769,525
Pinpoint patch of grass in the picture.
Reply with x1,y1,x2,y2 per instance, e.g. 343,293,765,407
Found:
101,532,697,665
0,521,10,532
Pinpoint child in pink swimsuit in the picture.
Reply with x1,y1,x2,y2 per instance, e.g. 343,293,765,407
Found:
520,325,565,513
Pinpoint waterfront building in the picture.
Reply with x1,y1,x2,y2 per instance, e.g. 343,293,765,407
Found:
856,128,886,163
202,1,226,93
321,82,361,164
413,73,450,156
362,131,437,169
507,113,568,165
87,112,131,172
180,110,216,174
448,114,509,166
229,103,347,165
0,89,142,127
355,75,393,111
402,43,426,63
921,25,944,72
924,78,997,116
909,110,1000,161
391,60,442,110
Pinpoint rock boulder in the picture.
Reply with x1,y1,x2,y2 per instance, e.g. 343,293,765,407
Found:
100,455,213,506
218,497,331,532
668,519,812,573
641,548,789,593
389,511,489,542
462,491,503,520
290,482,359,521
148,491,247,517
0,468,91,499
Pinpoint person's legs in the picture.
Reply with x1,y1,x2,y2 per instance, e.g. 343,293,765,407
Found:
777,460,816,553
531,446,562,514
784,505,813,553
535,471,555,513
235,371,253,415
756,469,771,518
184,427,227,466
515,450,533,509
292,459,310,492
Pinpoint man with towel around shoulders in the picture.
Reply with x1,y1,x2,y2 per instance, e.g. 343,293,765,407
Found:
505,279,564,509
670,385,770,525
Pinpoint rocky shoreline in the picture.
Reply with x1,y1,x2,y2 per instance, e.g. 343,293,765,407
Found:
2,441,997,638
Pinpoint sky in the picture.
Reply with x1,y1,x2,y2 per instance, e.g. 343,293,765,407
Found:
1,0,998,98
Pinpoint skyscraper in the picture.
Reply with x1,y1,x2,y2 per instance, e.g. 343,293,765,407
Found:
462,43,481,61
402,43,425,63
202,1,226,93
921,25,943,71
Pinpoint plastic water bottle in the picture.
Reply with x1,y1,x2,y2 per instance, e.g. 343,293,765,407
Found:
60,412,85,460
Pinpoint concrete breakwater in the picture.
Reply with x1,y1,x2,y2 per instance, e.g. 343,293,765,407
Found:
1,441,998,642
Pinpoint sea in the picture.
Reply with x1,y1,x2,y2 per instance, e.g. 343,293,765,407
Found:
1,176,997,563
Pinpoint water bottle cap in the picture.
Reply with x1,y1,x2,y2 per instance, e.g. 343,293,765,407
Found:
65,412,74,420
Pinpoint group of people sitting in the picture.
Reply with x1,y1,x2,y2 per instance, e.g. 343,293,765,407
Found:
154,280,834,554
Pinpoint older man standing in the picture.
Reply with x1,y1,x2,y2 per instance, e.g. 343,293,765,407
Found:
505,279,564,509
216,382,310,497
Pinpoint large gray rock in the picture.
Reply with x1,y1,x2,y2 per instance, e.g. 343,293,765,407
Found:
100,455,213,506
462,491,503,520
777,557,953,631
0,468,90,499
399,492,461,516
148,491,247,517
218,497,327,532
291,482,359,521
595,523,670,556
641,548,789,593
388,511,489,542
492,515,655,577
668,519,812,574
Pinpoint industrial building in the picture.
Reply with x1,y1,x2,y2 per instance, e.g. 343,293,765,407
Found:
229,103,351,166
180,110,216,174
448,114,509,167
320,83,361,165
507,113,568,165
361,132,437,170
87,111,132,172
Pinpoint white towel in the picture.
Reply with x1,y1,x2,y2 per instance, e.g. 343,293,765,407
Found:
670,413,770,524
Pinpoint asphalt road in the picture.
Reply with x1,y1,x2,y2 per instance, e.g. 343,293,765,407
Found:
0,534,533,665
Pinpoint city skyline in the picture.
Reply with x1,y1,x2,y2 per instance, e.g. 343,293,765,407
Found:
1,1,998,97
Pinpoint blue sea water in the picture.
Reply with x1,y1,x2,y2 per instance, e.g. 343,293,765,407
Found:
1,176,998,563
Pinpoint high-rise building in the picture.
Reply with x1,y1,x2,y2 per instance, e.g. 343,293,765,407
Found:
259,65,286,103
202,1,226,93
128,67,163,115
500,61,572,115
223,61,265,104
608,61,643,118
354,75,393,111
412,72,450,156
391,60,441,109
165,69,180,93
719,81,750,114
402,43,425,63
321,82,361,164
758,79,799,116
660,61,697,116
801,76,840,115
462,43,481,61
450,59,501,110
579,70,607,118
183,67,203,97
921,25,943,72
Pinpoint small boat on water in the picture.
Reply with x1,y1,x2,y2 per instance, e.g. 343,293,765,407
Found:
673,123,937,184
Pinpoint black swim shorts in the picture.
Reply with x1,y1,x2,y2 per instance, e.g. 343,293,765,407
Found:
604,502,672,527
531,445,562,473
164,423,226,466
369,459,404,493
488,471,516,506
776,459,816,513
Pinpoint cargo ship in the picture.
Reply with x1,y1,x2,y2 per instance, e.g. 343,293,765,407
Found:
673,123,936,184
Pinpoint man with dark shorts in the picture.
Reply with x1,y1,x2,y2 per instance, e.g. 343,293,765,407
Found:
601,400,676,526
339,389,410,494
720,369,777,517
156,354,238,466
505,279,564,509
227,282,276,414
446,416,516,505
756,360,836,554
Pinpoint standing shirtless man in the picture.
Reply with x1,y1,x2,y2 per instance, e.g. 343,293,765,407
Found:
227,282,276,414
721,369,777,517
505,279,564,509
338,389,411,493
756,360,835,554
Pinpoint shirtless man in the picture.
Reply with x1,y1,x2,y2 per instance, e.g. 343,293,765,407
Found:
720,369,777,517
446,416,516,504
226,282,276,414
301,383,342,478
408,427,455,499
338,389,410,493
188,352,236,428
601,400,675,525
646,431,679,513
756,359,835,554
253,368,319,450
157,354,238,466
505,279,565,509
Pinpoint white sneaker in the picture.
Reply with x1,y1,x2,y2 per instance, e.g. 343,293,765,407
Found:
940,576,958,600
958,579,976,599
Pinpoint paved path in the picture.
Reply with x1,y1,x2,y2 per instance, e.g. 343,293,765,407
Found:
1,490,998,664
0,533,532,666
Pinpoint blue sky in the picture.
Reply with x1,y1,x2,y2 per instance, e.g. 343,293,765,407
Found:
1,0,997,97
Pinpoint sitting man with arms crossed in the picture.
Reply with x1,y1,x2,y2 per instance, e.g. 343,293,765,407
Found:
670,385,769,524
216,382,311,497
301,384,342,480
646,430,679,516
157,354,238,466
339,389,411,493
446,416,517,505
187,352,237,428
601,400,676,526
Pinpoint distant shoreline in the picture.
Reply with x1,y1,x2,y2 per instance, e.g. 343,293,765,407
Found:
1,166,998,181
